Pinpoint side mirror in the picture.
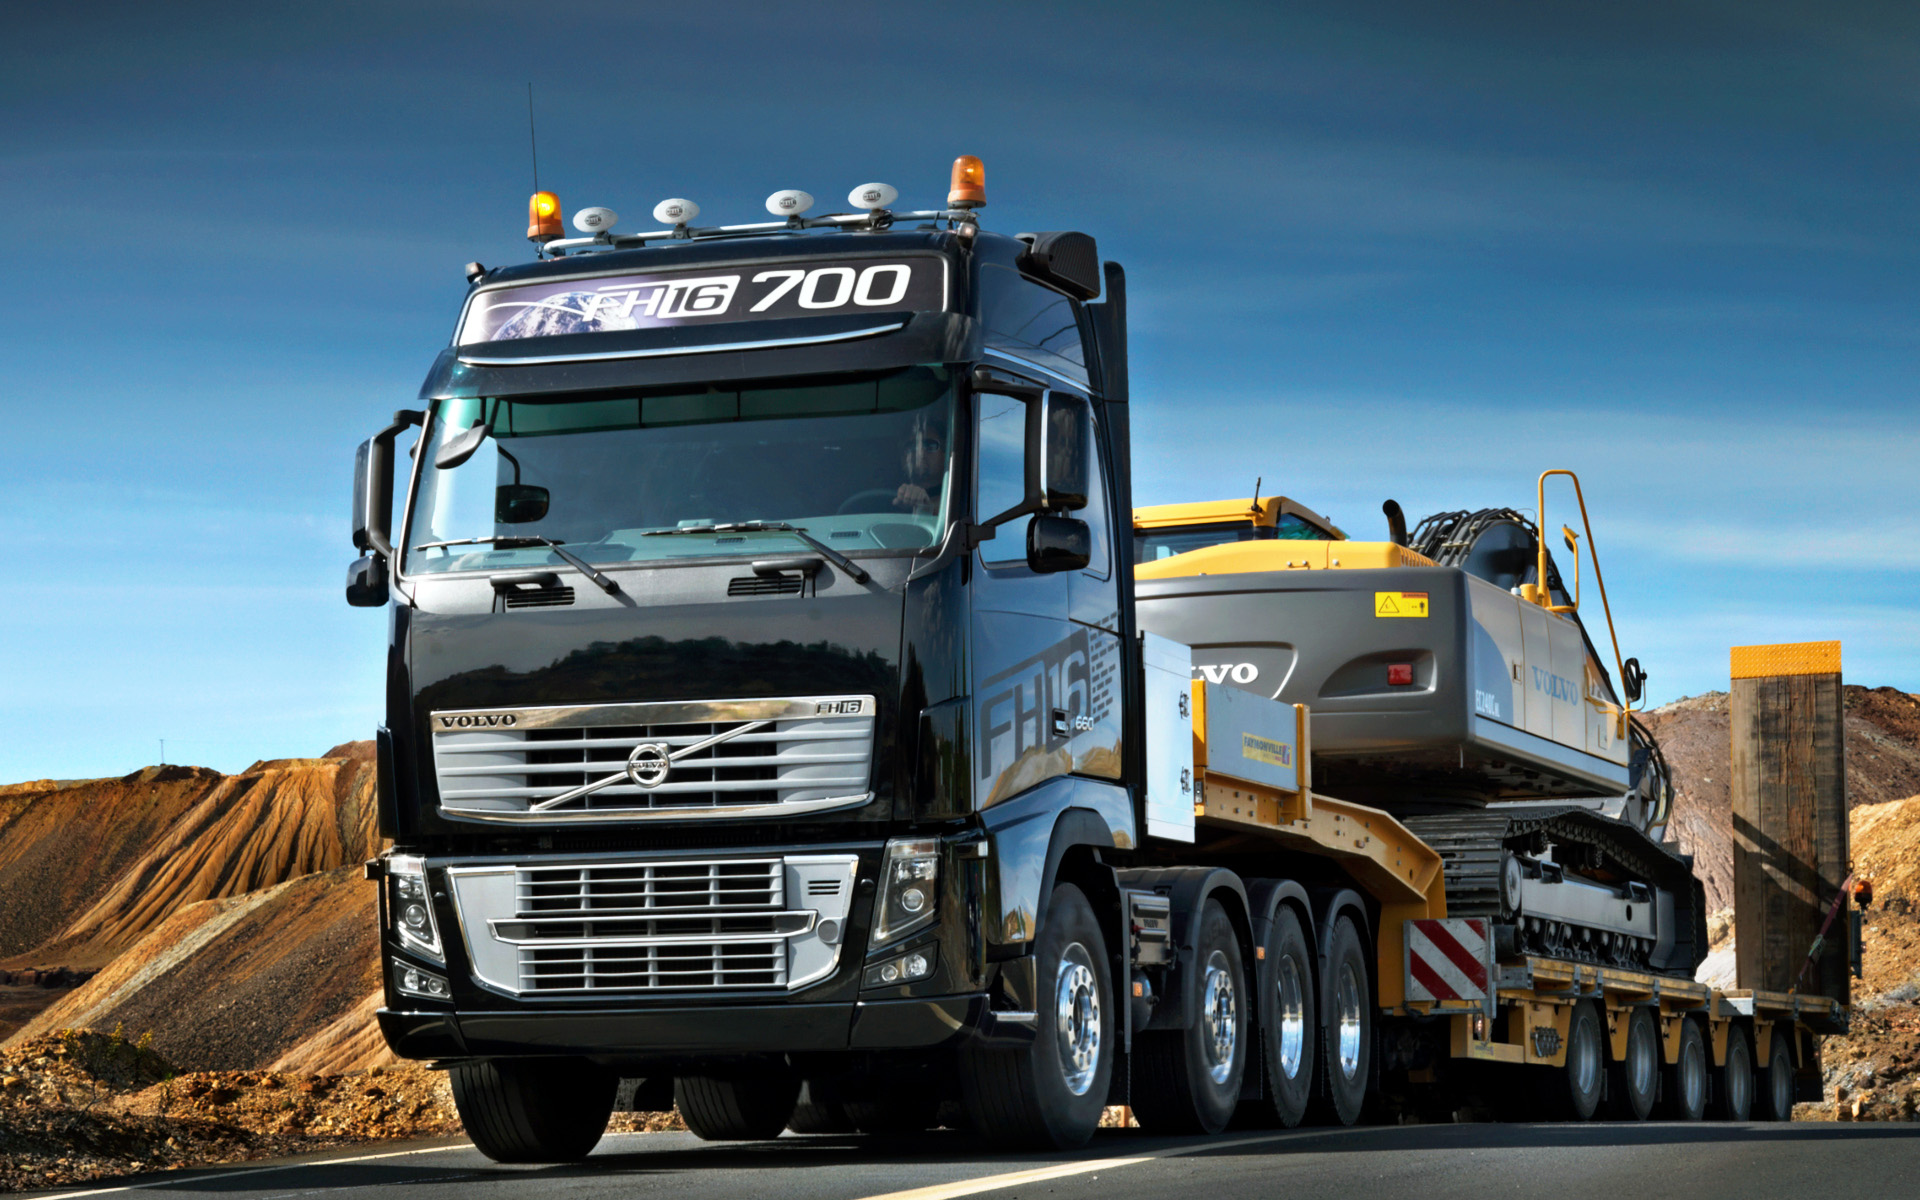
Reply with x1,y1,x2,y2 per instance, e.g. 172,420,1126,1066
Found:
1035,393,1090,512
346,554,389,607
1028,515,1091,574
1622,657,1647,705
350,410,422,561
496,483,550,524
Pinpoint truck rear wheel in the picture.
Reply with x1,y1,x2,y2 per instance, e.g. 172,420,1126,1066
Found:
787,1081,855,1134
1607,1006,1659,1120
1659,1018,1707,1120
1544,1000,1604,1121
1756,1028,1795,1122
1253,905,1315,1127
1134,899,1248,1134
450,1058,616,1163
958,883,1113,1149
1310,915,1371,1126
1709,1025,1754,1121
676,1073,800,1141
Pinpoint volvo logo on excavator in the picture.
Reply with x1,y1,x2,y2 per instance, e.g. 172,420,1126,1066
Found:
1194,662,1258,685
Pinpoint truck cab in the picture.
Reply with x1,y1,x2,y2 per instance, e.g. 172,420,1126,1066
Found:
349,169,1147,1153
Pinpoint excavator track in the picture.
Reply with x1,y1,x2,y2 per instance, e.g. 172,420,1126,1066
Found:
1404,808,1707,976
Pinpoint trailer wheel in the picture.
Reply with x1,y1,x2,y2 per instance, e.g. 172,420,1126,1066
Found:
1134,899,1249,1134
958,883,1113,1149
1757,1028,1795,1122
787,1081,856,1134
1607,1007,1659,1120
449,1058,616,1163
1256,905,1316,1127
1659,1018,1708,1120
1543,1000,1604,1121
676,1073,800,1141
1310,914,1372,1126
1709,1025,1753,1121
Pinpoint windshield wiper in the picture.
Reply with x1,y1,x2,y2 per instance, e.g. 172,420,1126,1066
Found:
411,535,620,595
643,521,869,584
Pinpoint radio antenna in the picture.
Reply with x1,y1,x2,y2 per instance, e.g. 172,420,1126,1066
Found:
527,83,540,193
1248,476,1263,519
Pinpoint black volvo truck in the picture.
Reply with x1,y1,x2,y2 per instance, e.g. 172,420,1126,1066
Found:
349,162,1401,1157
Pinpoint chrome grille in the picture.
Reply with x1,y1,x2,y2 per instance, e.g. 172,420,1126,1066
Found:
429,696,875,823
447,855,859,997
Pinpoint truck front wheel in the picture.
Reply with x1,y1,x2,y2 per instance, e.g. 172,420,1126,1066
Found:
1134,898,1249,1134
959,883,1113,1149
449,1058,616,1163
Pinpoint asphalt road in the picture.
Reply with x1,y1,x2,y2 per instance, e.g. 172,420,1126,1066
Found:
26,1122,1920,1200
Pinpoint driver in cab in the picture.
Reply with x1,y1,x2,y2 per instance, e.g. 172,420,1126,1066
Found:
893,413,946,516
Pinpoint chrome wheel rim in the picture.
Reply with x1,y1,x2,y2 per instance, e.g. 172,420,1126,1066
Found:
1683,1039,1706,1113
1336,963,1363,1080
1202,949,1238,1085
1571,1015,1600,1097
1054,942,1101,1096
1276,955,1306,1080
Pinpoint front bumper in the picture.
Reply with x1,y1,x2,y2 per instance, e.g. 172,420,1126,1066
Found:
378,992,997,1063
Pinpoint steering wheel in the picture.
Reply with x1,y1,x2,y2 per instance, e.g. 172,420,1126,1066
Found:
836,488,902,516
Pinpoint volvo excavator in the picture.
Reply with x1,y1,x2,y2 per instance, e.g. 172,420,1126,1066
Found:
1132,474,1700,977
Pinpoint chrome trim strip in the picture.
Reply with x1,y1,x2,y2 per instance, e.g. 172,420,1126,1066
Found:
456,321,907,366
439,791,874,825
981,348,1090,392
431,694,872,732
485,913,815,947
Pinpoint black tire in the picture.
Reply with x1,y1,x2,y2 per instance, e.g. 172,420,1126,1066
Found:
1659,1018,1708,1121
1607,1007,1659,1121
958,883,1113,1149
787,1081,855,1134
1709,1025,1754,1121
676,1073,800,1141
449,1058,617,1163
1756,1028,1795,1122
1542,1000,1605,1121
1133,899,1249,1134
1255,905,1316,1128
1310,915,1372,1126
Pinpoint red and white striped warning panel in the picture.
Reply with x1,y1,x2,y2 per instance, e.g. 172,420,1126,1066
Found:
1405,918,1492,1002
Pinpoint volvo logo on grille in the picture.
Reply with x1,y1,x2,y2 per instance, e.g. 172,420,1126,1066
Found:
438,713,518,729
625,742,673,789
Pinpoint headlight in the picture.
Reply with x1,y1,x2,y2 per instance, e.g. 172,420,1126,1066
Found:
872,838,940,947
387,854,444,964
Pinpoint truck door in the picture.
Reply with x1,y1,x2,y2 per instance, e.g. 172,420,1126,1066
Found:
970,380,1119,808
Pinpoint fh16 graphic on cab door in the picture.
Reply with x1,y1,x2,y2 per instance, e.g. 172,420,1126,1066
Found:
976,626,1124,807
459,255,948,342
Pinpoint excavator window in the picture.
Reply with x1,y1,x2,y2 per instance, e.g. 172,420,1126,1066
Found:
1132,514,1330,563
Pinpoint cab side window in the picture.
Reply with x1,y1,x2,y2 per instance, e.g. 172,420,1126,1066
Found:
980,265,1085,371
975,391,1033,567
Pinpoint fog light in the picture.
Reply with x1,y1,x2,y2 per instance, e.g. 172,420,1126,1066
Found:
881,963,900,983
863,943,939,988
393,958,451,1001
904,953,930,980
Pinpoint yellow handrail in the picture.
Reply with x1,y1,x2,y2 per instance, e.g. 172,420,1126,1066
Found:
1525,469,1633,737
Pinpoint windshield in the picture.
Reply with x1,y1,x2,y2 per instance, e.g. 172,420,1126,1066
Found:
404,367,954,575
1133,514,1332,563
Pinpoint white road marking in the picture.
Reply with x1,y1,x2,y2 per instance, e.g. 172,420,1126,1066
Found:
848,1131,1302,1200
40,1143,473,1198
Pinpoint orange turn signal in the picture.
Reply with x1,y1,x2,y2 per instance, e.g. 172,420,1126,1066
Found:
527,191,563,243
948,155,985,209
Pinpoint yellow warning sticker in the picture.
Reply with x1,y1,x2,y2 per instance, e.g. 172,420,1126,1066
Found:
1242,733,1293,768
1375,591,1430,618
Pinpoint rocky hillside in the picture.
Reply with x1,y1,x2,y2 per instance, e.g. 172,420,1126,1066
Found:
0,745,382,1063
1645,685,1920,917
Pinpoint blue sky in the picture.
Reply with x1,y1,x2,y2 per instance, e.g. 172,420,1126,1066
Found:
4,1,1916,780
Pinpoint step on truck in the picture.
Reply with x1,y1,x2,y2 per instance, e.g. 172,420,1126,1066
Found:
347,160,1841,1159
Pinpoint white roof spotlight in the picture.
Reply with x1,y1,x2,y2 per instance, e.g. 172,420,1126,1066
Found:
572,206,619,234
848,182,898,211
652,198,700,228
766,189,814,219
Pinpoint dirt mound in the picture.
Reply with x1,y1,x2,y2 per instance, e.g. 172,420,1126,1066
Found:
12,867,380,1072
1644,685,1920,917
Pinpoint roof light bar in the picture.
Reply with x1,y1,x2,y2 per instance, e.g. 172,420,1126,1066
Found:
766,189,814,218
849,182,898,211
572,206,618,234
